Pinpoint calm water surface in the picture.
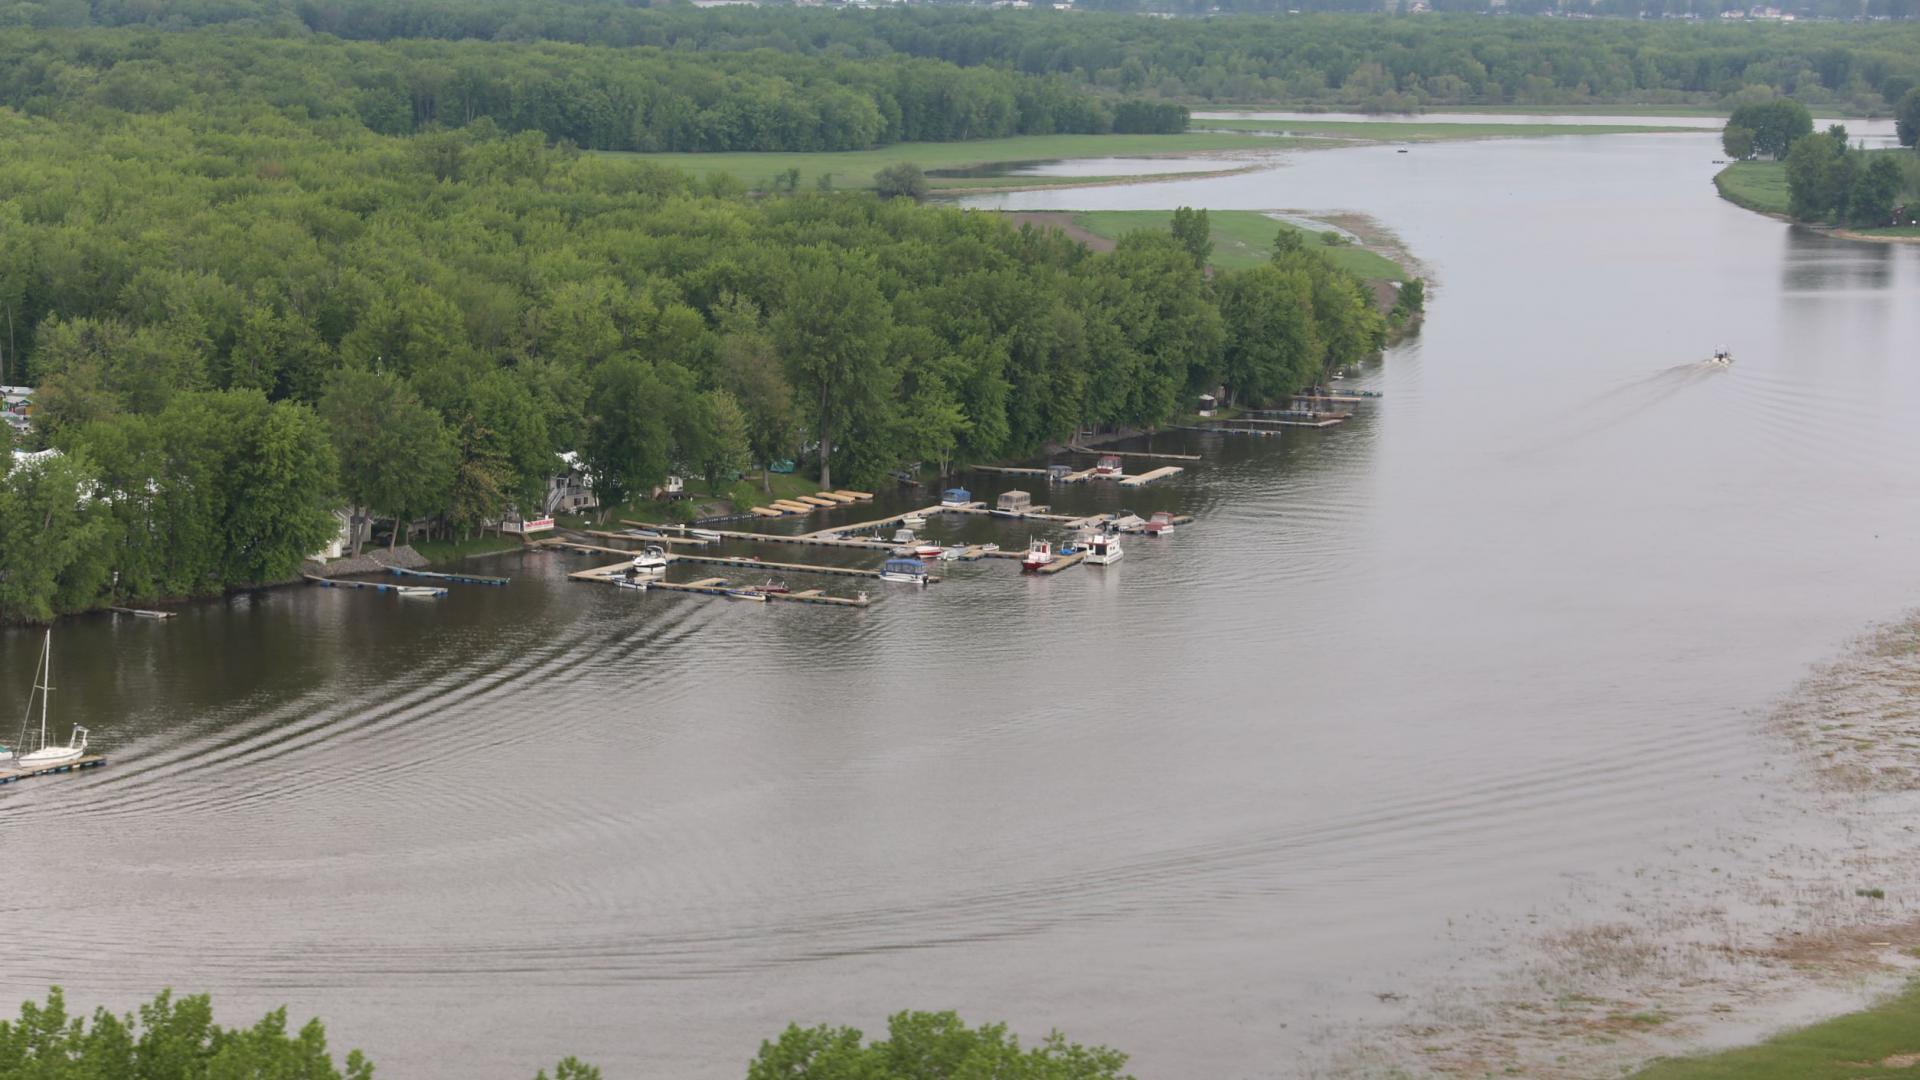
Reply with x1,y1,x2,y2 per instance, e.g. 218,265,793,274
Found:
5,129,1920,1078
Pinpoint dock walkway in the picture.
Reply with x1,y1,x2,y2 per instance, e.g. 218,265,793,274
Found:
567,562,872,607
0,754,107,787
304,574,448,598
389,567,510,587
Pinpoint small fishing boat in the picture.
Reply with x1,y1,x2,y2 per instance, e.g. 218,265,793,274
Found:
913,543,944,559
879,557,931,585
901,513,928,529
1143,511,1177,537
1708,347,1734,366
630,545,670,574
724,587,769,602
686,528,723,541
939,545,968,561
15,631,89,769
1093,454,1123,477
757,579,792,594
978,542,1000,553
1086,532,1124,565
1021,539,1055,572
396,585,446,599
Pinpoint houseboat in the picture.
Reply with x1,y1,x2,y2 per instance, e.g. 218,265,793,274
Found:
940,488,971,508
879,558,931,585
1086,532,1124,565
1142,511,1177,537
1021,539,1055,572
630,545,670,573
1093,454,1123,478
993,490,1033,518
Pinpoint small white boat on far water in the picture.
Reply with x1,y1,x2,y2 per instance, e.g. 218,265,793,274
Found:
15,630,89,769
1708,347,1734,366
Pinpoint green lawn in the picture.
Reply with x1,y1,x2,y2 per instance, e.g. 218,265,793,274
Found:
1714,160,1790,215
1066,209,1406,282
1191,118,1688,140
1853,225,1920,238
1631,980,1920,1079
605,132,1305,190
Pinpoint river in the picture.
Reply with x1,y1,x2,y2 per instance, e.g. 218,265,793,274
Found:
4,125,1919,1078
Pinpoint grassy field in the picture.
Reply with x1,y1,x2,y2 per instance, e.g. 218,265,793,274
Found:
1191,118,1689,140
1067,209,1406,281
606,132,1300,190
1853,225,1920,238
1631,980,1920,1079
1714,161,1791,215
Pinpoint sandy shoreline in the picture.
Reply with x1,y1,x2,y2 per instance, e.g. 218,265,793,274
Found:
1327,615,1920,1077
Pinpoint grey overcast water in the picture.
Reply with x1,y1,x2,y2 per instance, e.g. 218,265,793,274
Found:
5,125,1919,1078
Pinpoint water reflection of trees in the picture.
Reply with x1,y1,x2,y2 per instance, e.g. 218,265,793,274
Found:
1781,227,1893,293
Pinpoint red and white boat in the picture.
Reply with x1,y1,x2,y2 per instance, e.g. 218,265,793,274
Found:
913,542,944,559
1021,539,1055,572
1142,511,1177,537
1093,454,1123,477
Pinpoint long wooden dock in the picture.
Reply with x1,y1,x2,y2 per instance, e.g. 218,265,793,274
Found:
1119,466,1184,487
0,754,108,787
1172,424,1285,438
110,606,174,619
546,542,936,583
389,567,510,587
1067,445,1203,462
567,563,872,607
304,574,448,598
602,526,710,547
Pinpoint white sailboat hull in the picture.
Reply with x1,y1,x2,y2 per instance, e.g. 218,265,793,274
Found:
18,746,85,767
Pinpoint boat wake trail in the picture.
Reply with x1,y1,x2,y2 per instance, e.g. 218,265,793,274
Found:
1513,360,1727,456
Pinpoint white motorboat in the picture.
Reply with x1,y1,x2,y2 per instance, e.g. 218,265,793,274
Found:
630,545,670,574
939,545,967,561
901,513,928,529
1708,347,1734,365
1086,533,1124,565
15,630,89,768
396,585,446,599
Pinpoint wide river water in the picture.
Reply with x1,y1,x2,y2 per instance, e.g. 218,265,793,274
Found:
5,125,1920,1078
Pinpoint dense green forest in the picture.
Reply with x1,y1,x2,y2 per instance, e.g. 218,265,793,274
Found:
0,57,1385,622
0,989,1129,1080
0,6,1915,114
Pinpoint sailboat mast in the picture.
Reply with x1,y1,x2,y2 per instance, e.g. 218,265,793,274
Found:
38,628,49,748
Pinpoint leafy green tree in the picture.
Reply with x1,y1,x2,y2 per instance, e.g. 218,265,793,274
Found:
1214,264,1320,407
318,369,456,555
1897,88,1920,149
873,163,929,202
1721,124,1754,160
746,1011,1133,1080
1169,206,1212,270
0,450,113,622
715,321,799,494
697,389,752,492
774,254,894,490
1729,100,1813,160
582,354,674,516
1848,155,1905,226
1785,131,1853,222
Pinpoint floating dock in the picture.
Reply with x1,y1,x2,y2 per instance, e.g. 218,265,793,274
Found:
1173,424,1284,438
389,567,510,587
0,754,108,787
109,606,174,619
603,526,711,548
304,574,448,597
546,542,936,583
567,564,872,607
1119,466,1184,487
1067,445,1203,462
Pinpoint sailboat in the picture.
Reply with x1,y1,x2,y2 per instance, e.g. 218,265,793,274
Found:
16,630,88,768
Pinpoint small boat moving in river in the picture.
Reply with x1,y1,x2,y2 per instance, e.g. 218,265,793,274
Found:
15,630,90,769
1708,347,1734,366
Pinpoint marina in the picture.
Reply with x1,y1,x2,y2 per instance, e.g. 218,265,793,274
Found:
566,564,873,607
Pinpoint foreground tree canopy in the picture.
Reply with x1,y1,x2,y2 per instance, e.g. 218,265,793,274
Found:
1,991,1125,1080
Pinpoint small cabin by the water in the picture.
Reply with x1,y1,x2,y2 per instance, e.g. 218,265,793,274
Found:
996,490,1032,514
941,487,971,507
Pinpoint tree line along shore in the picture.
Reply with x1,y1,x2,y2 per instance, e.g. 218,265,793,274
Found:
1712,96,1920,234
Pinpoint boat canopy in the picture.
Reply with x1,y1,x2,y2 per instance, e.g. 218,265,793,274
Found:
997,490,1032,511
942,487,970,503
882,558,927,575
